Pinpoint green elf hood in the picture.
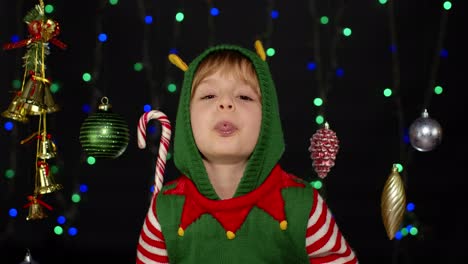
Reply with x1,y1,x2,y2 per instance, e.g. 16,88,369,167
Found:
173,43,284,200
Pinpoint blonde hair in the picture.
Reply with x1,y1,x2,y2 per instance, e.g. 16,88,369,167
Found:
191,50,260,97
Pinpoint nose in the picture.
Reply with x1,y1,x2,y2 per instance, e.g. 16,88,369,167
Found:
218,96,235,111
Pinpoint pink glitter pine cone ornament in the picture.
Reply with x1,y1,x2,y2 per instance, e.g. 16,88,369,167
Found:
308,122,339,179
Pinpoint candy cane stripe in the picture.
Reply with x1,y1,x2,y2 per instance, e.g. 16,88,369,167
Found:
136,110,172,263
306,189,358,263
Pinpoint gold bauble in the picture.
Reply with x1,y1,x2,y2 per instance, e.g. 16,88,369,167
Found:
381,164,406,240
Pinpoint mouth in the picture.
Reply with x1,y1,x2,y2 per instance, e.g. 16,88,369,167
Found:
214,121,238,136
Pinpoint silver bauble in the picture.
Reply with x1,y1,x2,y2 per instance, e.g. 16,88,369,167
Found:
409,109,442,152
19,249,39,264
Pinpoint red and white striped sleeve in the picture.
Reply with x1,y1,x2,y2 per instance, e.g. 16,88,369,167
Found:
306,189,359,264
136,194,169,264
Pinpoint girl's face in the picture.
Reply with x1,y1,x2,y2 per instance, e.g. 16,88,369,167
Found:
190,70,262,164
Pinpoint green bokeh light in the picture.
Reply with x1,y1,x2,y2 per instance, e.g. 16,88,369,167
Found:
168,83,177,93
82,73,92,82
266,48,276,57
12,79,21,89
313,98,323,106
395,163,403,172
134,62,143,72
315,115,324,125
320,16,329,24
175,12,185,22
87,156,96,165
343,27,352,37
401,227,409,236
54,226,64,235
71,193,81,203
51,165,59,174
383,88,392,97
311,180,323,189
50,83,60,93
5,169,15,179
443,1,452,10
44,5,54,14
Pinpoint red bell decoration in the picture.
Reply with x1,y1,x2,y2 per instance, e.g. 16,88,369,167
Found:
308,122,340,179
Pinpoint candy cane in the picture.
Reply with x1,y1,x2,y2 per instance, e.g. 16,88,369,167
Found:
137,110,172,194
136,110,172,263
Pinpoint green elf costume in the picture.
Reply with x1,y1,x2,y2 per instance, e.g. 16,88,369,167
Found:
136,41,358,264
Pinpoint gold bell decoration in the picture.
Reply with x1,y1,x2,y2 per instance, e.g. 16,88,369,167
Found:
2,0,65,123
381,164,407,240
35,160,62,195
1,74,59,124
19,76,60,115
37,133,57,160
19,77,47,115
1,92,29,123
2,0,66,220
79,96,130,159
21,131,58,160
23,195,52,221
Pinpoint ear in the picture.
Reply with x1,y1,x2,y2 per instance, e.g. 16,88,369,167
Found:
168,54,189,72
254,40,266,61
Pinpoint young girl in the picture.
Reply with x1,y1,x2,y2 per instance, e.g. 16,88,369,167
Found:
136,42,359,263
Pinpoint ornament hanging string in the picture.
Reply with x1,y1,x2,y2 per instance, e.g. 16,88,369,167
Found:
423,8,449,110
137,110,172,194
308,0,347,119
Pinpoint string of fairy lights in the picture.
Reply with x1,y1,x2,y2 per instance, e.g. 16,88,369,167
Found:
0,1,454,260
379,0,451,242
305,0,350,191
303,0,451,245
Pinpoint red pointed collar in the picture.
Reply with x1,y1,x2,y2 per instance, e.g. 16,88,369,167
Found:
163,165,305,238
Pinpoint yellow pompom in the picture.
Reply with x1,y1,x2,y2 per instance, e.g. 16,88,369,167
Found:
226,231,236,240
168,54,189,72
279,220,288,230
254,40,266,61
178,227,185,237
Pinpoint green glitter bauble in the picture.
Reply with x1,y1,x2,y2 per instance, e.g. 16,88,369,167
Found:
79,97,130,159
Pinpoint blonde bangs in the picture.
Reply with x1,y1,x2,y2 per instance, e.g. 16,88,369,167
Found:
191,51,260,97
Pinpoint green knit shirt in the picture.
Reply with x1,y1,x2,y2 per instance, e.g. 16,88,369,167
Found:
157,166,314,263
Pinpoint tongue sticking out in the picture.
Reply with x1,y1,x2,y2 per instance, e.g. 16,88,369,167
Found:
214,121,237,136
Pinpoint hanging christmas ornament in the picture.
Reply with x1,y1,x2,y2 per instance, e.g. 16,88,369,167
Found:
35,160,62,194
409,109,442,152
36,133,57,160
2,0,65,123
79,96,130,159
19,249,40,264
381,164,406,240
23,195,52,221
308,122,339,179
1,92,30,123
